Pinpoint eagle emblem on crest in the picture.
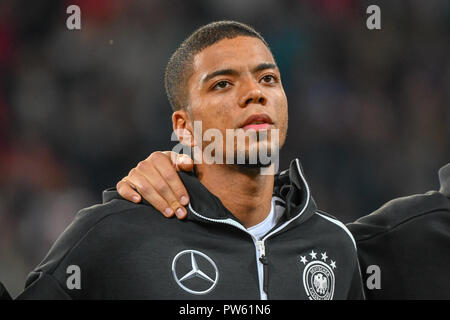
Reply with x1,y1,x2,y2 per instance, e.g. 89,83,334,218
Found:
299,249,336,300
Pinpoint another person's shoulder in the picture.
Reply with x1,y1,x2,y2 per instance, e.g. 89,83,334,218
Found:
347,190,450,242
347,163,450,299
349,163,450,242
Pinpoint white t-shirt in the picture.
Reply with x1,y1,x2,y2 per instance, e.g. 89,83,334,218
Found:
247,197,285,240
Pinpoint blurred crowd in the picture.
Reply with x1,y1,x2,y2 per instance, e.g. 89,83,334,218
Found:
0,0,449,296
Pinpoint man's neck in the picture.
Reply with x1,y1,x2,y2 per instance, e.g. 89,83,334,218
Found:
196,163,274,228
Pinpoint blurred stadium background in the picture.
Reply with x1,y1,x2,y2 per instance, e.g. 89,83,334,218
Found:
0,0,448,296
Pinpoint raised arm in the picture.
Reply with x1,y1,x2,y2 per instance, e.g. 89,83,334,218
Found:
116,151,193,219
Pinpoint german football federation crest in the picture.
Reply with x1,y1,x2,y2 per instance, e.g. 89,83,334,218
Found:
299,250,336,300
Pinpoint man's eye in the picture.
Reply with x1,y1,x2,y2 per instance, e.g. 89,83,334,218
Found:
213,81,230,90
261,75,277,83
262,74,276,83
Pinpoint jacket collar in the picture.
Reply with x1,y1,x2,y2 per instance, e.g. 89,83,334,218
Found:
184,158,317,226
103,188,125,204
439,163,450,197
101,158,317,227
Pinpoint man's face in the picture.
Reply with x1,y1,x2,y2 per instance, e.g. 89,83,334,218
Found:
184,36,288,165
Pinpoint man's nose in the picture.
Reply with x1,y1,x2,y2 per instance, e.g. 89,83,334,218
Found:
238,81,267,108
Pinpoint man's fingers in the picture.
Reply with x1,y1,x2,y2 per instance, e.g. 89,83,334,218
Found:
143,188,177,218
161,151,180,169
118,151,190,220
142,188,177,218
116,179,141,203
133,164,187,219
152,157,190,207
176,154,194,172
152,152,191,207
162,151,194,172
127,169,176,217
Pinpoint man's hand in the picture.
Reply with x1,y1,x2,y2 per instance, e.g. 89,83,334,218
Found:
116,151,193,219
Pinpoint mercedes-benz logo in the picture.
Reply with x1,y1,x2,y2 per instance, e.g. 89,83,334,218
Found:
172,250,219,295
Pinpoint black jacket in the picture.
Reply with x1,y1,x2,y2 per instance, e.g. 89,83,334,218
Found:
16,159,364,300
0,282,11,300
348,163,450,299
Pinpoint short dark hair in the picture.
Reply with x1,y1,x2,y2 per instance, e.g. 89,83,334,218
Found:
164,21,270,111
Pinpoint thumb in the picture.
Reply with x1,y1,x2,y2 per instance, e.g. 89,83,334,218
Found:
176,154,194,172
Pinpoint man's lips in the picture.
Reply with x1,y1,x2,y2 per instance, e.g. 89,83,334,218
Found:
242,123,272,131
240,113,274,131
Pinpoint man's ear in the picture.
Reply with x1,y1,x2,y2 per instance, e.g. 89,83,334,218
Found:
172,109,194,147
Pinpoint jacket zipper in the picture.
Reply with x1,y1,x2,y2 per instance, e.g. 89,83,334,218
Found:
257,240,269,297
187,158,311,300
187,203,270,299
187,203,310,300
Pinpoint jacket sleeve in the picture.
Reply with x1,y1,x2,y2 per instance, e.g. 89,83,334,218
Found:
346,261,365,300
14,202,125,300
0,282,12,300
15,272,72,300
347,191,450,299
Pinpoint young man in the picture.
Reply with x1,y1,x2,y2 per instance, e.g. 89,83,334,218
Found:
15,21,363,300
